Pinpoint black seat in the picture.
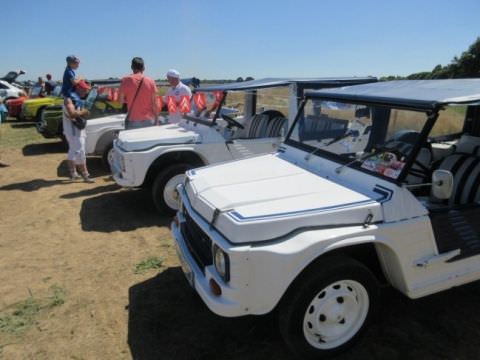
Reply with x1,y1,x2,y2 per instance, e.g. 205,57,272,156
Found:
434,153,480,205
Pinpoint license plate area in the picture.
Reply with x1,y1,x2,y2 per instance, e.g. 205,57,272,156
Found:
175,242,195,288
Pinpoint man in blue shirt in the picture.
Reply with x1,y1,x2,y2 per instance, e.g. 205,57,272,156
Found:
61,55,81,101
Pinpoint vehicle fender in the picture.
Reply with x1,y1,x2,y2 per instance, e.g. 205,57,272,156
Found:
142,147,207,186
94,130,118,155
246,230,397,314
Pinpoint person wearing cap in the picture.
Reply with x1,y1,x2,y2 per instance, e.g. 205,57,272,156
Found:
164,69,192,124
61,55,82,100
45,74,56,95
118,57,158,129
62,80,94,183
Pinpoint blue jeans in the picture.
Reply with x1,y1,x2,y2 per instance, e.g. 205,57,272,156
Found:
126,119,155,129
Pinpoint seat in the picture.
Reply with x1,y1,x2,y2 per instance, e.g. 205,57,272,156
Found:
455,134,480,156
264,117,287,138
246,114,269,138
434,153,480,205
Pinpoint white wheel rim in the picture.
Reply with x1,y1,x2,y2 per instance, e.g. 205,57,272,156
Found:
163,173,186,211
302,279,369,350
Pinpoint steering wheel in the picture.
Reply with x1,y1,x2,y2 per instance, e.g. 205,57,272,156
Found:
221,114,244,129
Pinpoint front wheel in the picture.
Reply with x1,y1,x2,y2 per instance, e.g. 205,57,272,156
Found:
278,256,378,359
152,163,192,215
102,143,114,171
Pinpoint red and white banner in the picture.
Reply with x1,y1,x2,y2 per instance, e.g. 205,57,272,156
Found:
167,96,177,113
193,93,206,110
179,95,191,113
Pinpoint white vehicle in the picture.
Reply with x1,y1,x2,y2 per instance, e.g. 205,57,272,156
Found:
0,79,24,101
110,77,376,213
171,79,480,358
85,113,126,167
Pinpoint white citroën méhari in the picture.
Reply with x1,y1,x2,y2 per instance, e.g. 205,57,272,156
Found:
171,79,480,358
109,77,376,214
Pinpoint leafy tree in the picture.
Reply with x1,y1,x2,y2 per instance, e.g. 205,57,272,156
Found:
408,37,480,79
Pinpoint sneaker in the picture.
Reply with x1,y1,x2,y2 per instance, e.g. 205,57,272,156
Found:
70,173,81,180
82,174,95,183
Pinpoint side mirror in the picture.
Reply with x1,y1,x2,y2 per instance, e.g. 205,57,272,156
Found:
432,170,453,200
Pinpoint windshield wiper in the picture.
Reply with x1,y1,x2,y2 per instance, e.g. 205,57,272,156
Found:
304,130,359,161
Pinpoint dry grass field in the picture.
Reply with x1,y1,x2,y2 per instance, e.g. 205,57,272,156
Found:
1,115,480,360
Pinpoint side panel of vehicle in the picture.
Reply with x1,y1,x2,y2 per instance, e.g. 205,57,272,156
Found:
195,212,449,316
120,143,233,187
86,129,117,155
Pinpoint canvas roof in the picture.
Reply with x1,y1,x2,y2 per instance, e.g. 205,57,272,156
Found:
195,77,377,92
306,79,480,110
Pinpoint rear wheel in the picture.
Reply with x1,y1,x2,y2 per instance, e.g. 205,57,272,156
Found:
152,163,192,215
278,256,378,359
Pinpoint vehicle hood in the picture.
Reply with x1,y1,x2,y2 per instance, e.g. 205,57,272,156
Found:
86,114,125,133
184,154,383,243
7,97,26,105
23,97,56,106
116,123,200,152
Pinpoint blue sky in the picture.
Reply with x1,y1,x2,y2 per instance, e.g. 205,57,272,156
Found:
2,0,479,81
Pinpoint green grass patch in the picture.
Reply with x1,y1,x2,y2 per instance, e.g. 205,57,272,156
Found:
134,256,164,274
0,285,67,334
0,118,58,150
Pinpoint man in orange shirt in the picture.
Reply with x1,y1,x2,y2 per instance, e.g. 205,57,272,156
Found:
119,57,158,129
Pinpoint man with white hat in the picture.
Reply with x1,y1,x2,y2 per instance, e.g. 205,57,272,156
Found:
164,69,192,124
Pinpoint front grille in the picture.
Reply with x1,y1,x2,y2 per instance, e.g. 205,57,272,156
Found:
180,207,213,272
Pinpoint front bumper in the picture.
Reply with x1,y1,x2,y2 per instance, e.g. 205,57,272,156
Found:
171,209,246,317
110,147,137,187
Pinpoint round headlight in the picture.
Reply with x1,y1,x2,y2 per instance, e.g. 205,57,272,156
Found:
213,245,229,282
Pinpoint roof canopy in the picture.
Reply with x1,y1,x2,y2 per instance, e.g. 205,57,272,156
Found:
195,77,377,92
306,79,480,110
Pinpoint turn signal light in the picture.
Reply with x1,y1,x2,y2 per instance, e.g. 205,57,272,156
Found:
209,278,222,297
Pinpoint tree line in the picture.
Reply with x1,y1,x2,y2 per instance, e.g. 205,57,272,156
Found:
381,37,480,81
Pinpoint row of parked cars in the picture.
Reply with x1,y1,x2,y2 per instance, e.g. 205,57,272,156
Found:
8,74,480,358
109,77,478,359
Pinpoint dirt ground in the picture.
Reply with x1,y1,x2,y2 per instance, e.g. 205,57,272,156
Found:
1,122,480,360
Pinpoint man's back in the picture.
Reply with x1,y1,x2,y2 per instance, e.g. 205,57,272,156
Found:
119,73,157,121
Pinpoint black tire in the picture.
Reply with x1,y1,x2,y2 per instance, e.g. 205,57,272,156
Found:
278,256,378,359
152,163,192,215
101,143,114,171
35,107,46,123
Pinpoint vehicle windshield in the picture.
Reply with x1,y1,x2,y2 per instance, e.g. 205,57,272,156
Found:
286,98,466,181
188,86,290,125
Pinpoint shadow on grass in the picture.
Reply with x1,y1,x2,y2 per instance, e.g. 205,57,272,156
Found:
22,141,66,156
127,269,480,360
11,122,36,129
0,178,71,192
79,187,170,232
127,268,293,360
